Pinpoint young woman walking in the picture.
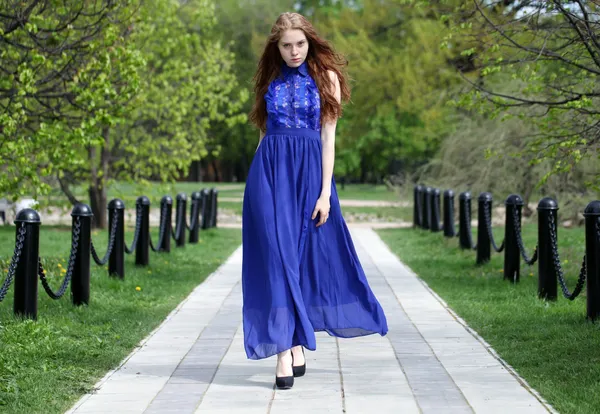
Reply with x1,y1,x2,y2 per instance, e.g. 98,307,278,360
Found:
242,12,388,390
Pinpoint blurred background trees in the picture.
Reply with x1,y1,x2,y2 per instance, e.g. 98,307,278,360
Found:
2,0,598,225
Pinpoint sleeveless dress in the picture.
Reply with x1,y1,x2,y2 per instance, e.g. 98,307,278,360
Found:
242,61,388,360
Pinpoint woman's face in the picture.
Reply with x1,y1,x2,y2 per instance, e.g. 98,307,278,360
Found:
278,29,308,67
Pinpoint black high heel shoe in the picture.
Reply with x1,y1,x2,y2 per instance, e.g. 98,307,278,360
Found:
275,354,294,389
292,347,306,378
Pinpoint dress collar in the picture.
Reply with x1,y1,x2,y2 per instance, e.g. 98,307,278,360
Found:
281,60,308,77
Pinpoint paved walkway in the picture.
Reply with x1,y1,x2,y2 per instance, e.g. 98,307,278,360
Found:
66,229,555,414
218,197,410,207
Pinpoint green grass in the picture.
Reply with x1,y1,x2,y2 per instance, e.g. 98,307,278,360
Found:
35,182,402,209
341,206,413,222
218,203,412,222
0,225,241,413
335,183,402,201
377,224,600,414
219,201,243,216
40,182,245,208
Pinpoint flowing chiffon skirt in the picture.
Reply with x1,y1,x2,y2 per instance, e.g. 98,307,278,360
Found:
242,127,388,360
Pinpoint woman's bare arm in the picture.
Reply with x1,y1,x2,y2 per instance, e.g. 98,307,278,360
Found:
256,129,266,152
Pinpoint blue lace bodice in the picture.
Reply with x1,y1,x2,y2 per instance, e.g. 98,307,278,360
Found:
265,61,321,132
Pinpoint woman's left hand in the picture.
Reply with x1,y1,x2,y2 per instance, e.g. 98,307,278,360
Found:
312,195,331,227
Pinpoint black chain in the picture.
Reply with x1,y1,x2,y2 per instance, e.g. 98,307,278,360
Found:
91,209,119,266
484,203,505,253
171,203,180,241
433,197,441,229
125,204,142,255
39,217,81,300
548,213,586,300
187,201,199,232
150,203,168,252
415,192,422,226
512,208,538,265
0,224,26,302
465,201,477,250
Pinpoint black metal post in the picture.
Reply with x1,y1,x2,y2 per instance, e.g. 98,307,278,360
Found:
422,186,432,230
504,194,523,283
584,200,600,321
443,189,456,237
430,188,442,232
71,204,92,306
13,209,40,319
175,193,187,247
158,195,172,252
538,197,558,299
189,191,201,243
413,185,423,228
108,199,125,279
210,188,218,228
476,192,492,265
201,188,210,230
458,191,472,249
136,196,150,266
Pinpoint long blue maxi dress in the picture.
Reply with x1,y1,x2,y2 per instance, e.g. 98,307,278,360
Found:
242,61,388,360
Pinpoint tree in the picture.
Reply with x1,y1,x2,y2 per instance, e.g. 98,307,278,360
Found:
1,0,248,227
444,1,600,185
0,0,143,210
320,1,462,181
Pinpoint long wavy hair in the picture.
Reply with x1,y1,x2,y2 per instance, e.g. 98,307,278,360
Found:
249,12,351,132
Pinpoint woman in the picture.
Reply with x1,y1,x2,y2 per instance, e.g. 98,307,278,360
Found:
242,12,388,389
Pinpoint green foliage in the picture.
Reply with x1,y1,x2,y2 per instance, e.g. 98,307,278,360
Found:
0,1,144,200
112,0,249,183
440,1,600,185
318,0,461,180
0,0,248,206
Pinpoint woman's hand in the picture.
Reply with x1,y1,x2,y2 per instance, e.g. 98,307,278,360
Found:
312,195,331,227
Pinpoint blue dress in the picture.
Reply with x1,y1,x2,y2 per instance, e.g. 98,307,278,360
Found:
242,61,388,360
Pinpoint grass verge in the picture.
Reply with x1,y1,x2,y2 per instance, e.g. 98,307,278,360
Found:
342,206,412,222
377,224,600,414
0,225,241,413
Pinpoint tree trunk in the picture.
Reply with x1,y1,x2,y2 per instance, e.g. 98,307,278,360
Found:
88,126,110,229
211,159,221,182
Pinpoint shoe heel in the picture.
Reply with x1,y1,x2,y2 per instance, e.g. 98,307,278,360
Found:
292,347,306,377
292,364,306,377
275,375,294,389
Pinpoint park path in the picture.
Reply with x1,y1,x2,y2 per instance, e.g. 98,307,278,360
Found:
66,229,554,414
218,197,410,207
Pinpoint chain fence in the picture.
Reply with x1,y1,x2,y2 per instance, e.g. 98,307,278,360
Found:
91,209,119,266
125,204,142,255
38,218,81,299
484,203,505,253
512,208,538,266
548,213,586,300
465,201,477,250
150,203,168,252
186,201,199,232
0,223,26,302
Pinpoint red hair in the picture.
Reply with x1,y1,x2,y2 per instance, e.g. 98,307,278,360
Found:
249,12,351,132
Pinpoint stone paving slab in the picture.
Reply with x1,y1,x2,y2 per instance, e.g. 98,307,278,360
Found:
66,229,555,414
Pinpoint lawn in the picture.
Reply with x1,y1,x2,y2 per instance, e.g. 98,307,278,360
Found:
0,224,241,414
39,182,245,209
34,182,403,210
377,223,600,414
